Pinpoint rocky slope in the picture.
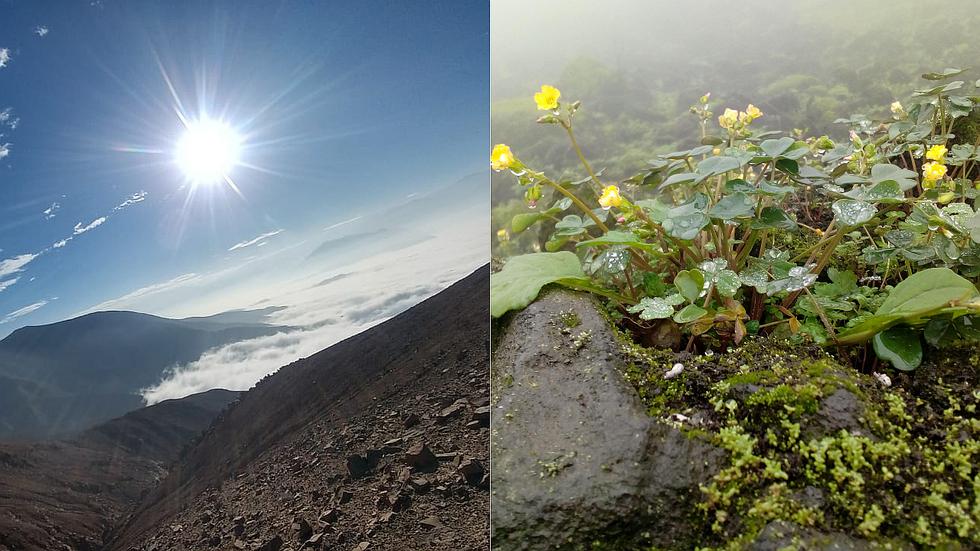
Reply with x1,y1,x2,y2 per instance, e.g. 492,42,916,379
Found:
107,265,490,550
0,389,240,551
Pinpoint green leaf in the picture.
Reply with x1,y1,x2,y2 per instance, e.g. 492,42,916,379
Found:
877,267,979,316
661,172,698,187
663,213,710,240
873,326,922,371
553,215,587,237
715,271,742,297
752,207,798,231
643,272,667,297
870,164,917,191
709,192,755,220
628,296,679,320
674,269,705,304
837,267,980,344
914,81,964,96
696,156,741,176
774,158,799,175
701,135,725,146
673,304,708,324
760,137,795,158
832,199,876,226
490,252,586,317
921,67,964,80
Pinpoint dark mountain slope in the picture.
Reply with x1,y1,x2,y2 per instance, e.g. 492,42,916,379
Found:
0,310,288,439
109,265,490,550
0,389,240,551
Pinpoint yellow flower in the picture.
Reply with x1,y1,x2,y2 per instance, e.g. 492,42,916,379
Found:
598,185,623,210
534,85,561,111
496,228,509,242
922,161,947,182
718,108,739,129
890,101,904,115
745,104,763,120
925,144,947,162
490,144,515,171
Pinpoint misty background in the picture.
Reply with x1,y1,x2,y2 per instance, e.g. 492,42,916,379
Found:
491,0,980,252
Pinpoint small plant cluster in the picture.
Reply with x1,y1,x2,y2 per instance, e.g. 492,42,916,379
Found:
491,71,980,370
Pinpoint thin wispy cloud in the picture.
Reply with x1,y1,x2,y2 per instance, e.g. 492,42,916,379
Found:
2,300,50,324
52,238,70,248
0,277,20,292
0,253,38,278
0,48,10,69
43,202,60,219
0,144,9,160
323,216,361,231
113,190,147,210
228,229,284,251
34,26,49,37
73,216,106,235
83,273,200,313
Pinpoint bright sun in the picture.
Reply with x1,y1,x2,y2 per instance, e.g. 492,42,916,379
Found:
175,118,241,184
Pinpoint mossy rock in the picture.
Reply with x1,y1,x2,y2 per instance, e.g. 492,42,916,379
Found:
492,288,980,550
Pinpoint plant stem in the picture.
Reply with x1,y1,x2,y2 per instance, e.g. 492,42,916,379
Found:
562,122,603,191
540,177,608,231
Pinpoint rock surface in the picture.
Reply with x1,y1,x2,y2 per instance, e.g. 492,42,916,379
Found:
491,289,724,549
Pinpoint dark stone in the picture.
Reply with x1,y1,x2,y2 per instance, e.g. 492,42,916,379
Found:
420,516,444,530
491,289,725,550
255,535,283,551
346,454,372,478
750,520,884,550
345,450,381,479
319,508,338,523
471,405,491,426
402,412,420,428
457,458,485,486
291,517,313,541
409,477,430,493
404,442,438,471
806,388,866,439
435,401,466,424
303,532,324,549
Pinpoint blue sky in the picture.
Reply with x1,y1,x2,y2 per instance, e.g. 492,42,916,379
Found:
0,0,488,334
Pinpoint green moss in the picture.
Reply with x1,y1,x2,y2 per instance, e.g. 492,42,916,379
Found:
615,337,980,548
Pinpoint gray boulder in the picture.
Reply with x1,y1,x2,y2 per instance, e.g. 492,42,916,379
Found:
490,289,723,549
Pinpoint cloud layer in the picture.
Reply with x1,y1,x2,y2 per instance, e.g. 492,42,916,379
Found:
140,206,486,404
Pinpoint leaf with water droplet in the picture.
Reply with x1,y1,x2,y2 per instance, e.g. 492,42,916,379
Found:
832,199,876,226
627,296,679,320
709,192,755,220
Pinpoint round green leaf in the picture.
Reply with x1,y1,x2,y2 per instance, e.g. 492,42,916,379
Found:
872,326,922,371
709,192,755,220
674,269,705,304
490,252,586,318
832,199,876,226
673,304,708,324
